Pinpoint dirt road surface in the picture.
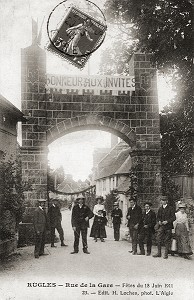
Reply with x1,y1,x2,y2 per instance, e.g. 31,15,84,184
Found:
0,210,194,300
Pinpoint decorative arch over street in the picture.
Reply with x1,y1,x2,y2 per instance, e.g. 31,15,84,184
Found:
20,43,162,207
47,114,136,148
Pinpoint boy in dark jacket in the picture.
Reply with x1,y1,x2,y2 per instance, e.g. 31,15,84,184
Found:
111,202,123,241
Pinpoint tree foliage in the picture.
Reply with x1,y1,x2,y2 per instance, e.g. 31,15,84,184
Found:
0,157,27,240
161,101,193,175
102,0,193,176
104,190,119,215
47,165,65,192
104,0,192,71
127,168,138,201
99,36,135,75
103,0,192,92
161,173,181,209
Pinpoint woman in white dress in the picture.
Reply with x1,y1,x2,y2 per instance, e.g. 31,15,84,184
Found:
90,197,107,242
173,202,193,259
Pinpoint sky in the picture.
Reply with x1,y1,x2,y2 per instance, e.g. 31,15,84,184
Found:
0,0,175,181
48,130,112,181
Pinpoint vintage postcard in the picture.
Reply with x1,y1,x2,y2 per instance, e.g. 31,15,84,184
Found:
0,1,193,300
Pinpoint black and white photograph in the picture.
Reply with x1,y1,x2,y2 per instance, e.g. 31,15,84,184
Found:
0,0,193,299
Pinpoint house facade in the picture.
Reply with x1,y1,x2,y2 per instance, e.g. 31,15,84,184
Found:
0,94,24,161
93,141,131,222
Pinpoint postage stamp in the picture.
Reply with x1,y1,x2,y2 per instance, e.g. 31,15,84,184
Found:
47,6,107,69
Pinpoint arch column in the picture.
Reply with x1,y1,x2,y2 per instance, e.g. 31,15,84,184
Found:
21,43,48,205
130,149,161,207
131,53,161,207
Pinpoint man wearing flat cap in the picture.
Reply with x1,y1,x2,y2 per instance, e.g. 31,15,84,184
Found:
153,196,176,259
138,202,156,255
71,194,93,254
33,199,47,258
111,202,123,241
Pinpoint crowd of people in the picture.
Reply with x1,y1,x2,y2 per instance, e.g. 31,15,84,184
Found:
32,195,193,260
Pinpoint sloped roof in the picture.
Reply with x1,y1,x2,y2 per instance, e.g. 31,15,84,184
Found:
57,183,73,193
57,181,80,193
93,147,111,167
0,94,25,121
115,155,131,174
94,142,131,180
117,178,130,193
96,141,129,168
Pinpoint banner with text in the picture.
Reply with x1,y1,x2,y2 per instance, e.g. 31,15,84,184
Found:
46,74,135,93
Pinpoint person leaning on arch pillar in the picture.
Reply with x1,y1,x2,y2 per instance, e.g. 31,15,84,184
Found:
33,199,47,259
47,198,68,248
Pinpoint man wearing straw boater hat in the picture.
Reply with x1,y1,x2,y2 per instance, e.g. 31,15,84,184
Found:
153,195,176,259
70,194,93,254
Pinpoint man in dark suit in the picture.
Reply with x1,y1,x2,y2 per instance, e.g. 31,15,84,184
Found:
33,199,47,258
111,202,123,241
138,202,156,255
71,195,93,254
47,199,67,248
126,199,143,255
153,196,176,259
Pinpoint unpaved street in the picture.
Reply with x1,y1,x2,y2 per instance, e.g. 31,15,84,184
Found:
0,210,194,300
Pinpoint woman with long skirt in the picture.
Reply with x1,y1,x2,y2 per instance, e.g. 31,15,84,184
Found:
173,202,193,259
90,197,107,242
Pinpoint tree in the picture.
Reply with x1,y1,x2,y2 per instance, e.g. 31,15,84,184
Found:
56,166,65,186
47,166,65,191
100,36,135,75
160,102,193,176
103,0,192,99
47,165,55,192
102,0,193,176
104,190,119,215
0,157,27,240
104,0,192,72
